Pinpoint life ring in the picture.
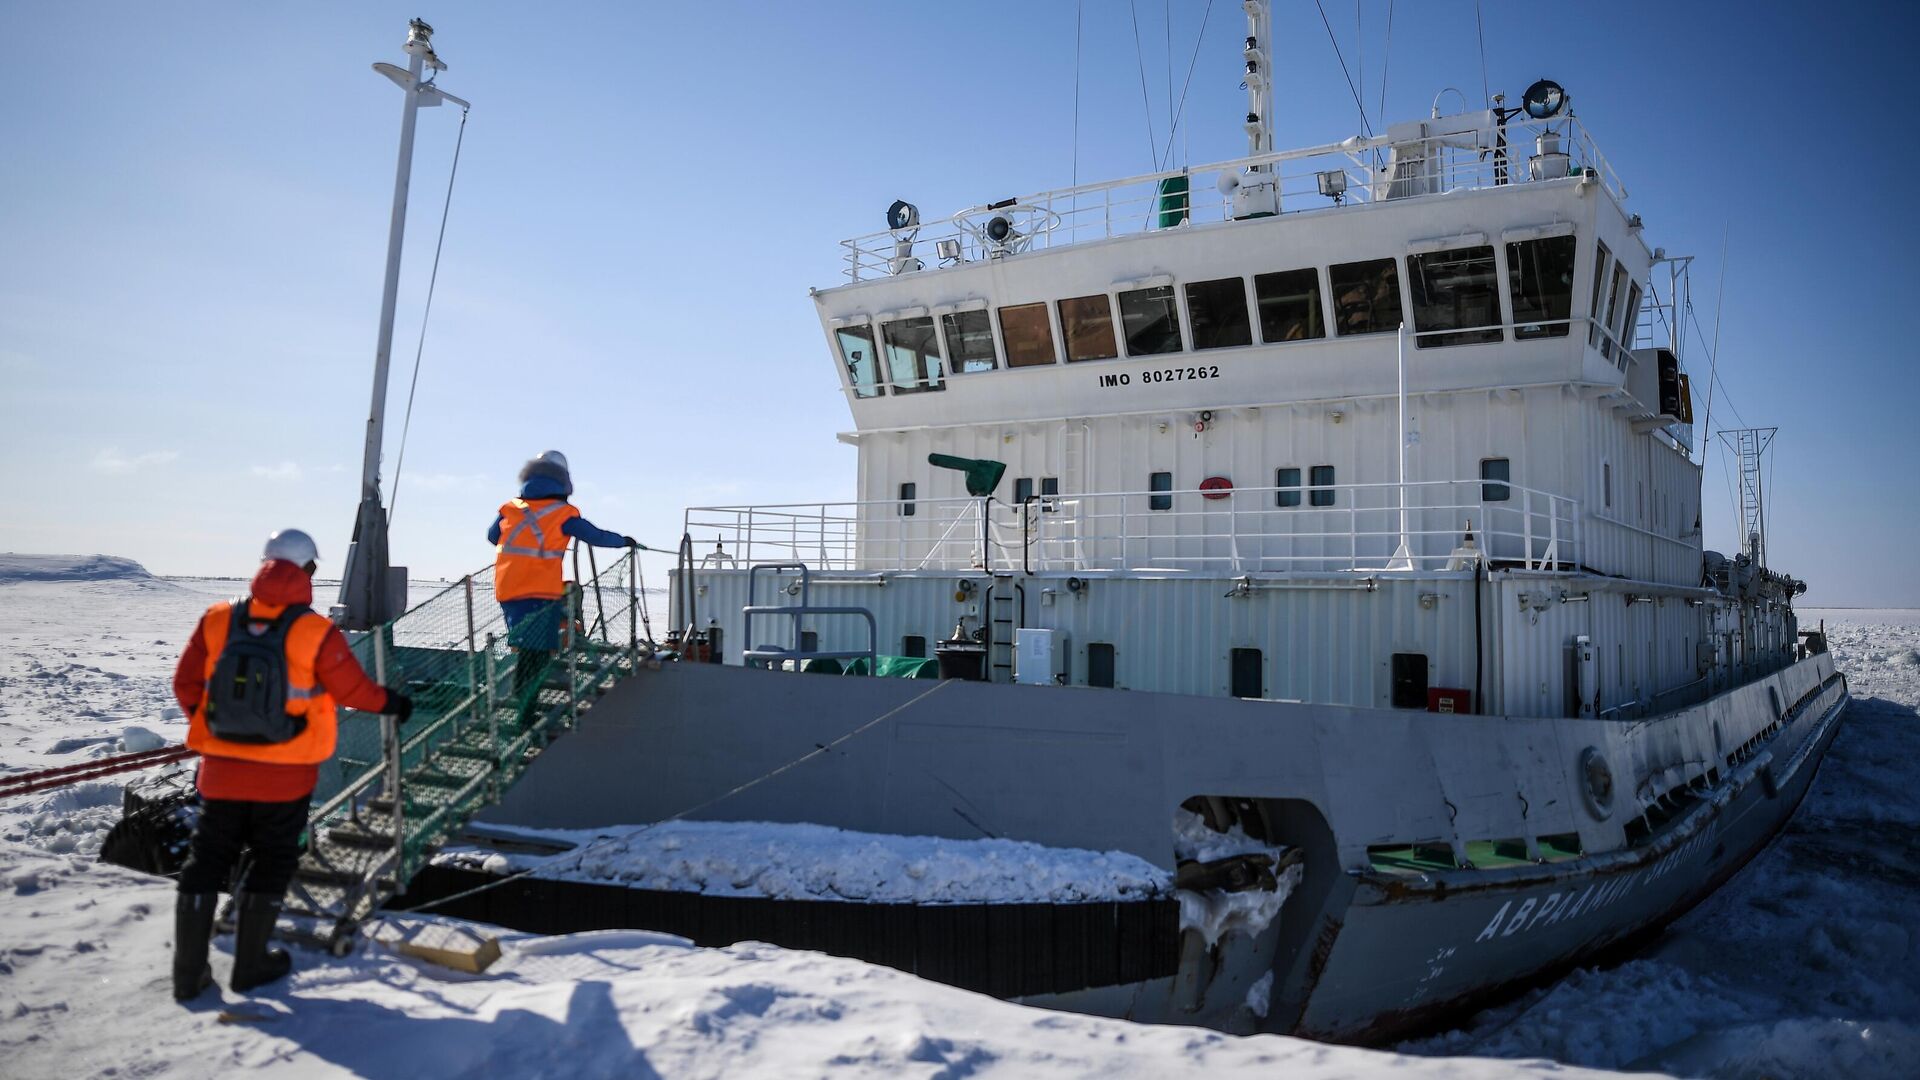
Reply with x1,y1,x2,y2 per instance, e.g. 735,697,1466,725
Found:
1200,476,1233,500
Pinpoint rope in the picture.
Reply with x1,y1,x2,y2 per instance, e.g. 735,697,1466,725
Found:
1378,0,1394,124
388,106,469,525
1156,0,1216,167
0,745,193,800
396,678,958,916
1474,0,1491,108
1129,0,1161,168
1313,0,1374,137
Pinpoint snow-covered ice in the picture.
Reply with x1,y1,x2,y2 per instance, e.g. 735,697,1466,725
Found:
2,560,1917,1078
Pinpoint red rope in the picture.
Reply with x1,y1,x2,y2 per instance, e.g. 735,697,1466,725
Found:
0,745,195,800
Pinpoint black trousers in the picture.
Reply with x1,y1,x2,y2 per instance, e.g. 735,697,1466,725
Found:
177,796,308,896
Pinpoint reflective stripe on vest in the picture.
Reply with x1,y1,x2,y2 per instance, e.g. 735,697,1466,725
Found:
186,600,339,765
494,498,580,602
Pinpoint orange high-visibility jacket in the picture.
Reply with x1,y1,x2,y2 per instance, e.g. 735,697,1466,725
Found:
494,497,580,601
186,601,338,765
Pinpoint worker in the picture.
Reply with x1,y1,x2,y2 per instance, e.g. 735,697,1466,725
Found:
169,529,411,1001
488,450,636,703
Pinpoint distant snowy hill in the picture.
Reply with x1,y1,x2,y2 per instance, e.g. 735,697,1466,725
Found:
0,553,157,584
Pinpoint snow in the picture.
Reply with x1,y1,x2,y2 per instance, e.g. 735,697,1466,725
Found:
0,552,157,584
2,566,1917,1078
438,820,1171,904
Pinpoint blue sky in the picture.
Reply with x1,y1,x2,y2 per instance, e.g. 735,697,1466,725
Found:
2,2,1914,606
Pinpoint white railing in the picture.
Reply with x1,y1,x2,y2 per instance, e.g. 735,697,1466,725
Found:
841,115,1622,282
685,480,1580,575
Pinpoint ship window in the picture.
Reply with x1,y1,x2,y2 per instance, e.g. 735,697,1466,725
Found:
1118,285,1183,356
1014,477,1035,504
1230,648,1264,699
998,302,1058,367
899,482,917,517
1088,642,1116,688
1480,458,1511,502
1409,246,1502,347
880,316,945,393
1506,235,1577,339
1603,461,1613,508
1620,282,1643,351
1276,467,1302,507
836,323,884,398
903,634,927,658
1330,257,1403,336
1040,476,1060,512
800,630,819,652
1254,268,1326,343
1149,471,1173,511
1185,277,1253,350
1588,242,1612,351
1391,653,1429,709
1059,294,1120,362
940,309,998,374
1309,465,1336,507
1600,262,1629,361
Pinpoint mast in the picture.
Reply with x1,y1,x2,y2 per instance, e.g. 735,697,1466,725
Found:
336,19,468,630
1718,428,1777,567
1243,0,1274,157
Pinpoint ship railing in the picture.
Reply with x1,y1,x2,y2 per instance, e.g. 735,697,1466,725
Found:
839,114,1622,282
684,480,1579,575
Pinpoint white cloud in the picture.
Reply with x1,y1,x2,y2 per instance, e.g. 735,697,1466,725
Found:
250,461,303,482
91,447,179,474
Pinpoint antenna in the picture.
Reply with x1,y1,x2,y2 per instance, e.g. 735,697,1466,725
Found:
336,19,470,630
1717,428,1777,567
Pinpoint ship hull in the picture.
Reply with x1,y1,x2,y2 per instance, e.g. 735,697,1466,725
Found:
473,653,1847,1043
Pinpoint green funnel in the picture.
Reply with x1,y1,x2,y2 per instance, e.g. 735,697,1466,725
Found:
928,453,1007,498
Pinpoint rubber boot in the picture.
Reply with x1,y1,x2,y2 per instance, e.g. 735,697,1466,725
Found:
172,893,218,1001
228,893,292,992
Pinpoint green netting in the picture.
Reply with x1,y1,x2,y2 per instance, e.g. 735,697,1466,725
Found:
842,655,940,679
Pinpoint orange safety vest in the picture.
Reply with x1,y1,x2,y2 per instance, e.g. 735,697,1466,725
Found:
186,600,338,765
494,497,580,602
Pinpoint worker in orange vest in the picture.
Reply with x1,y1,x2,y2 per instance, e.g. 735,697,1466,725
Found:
169,529,411,1000
488,450,636,699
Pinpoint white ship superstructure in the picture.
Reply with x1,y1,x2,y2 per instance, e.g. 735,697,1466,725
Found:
682,87,1799,719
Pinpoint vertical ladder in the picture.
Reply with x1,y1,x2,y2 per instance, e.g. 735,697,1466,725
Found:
985,576,1022,683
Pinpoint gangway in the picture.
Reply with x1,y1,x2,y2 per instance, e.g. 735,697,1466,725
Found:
281,547,650,952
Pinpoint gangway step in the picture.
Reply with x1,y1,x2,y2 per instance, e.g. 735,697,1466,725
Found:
326,827,397,851
293,866,366,889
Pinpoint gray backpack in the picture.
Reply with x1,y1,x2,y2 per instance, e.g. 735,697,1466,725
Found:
204,599,311,745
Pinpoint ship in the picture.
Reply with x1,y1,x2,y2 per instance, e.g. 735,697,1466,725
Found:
241,11,1850,1047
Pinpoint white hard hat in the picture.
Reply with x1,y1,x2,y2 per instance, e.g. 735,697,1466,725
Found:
537,449,569,472
263,528,320,566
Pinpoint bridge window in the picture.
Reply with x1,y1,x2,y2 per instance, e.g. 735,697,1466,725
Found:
836,323,884,398
899,481,917,516
1507,235,1576,339
1620,282,1642,351
1185,277,1253,350
1276,467,1302,507
1255,268,1326,343
940,309,998,374
1601,261,1629,361
1409,246,1502,347
1588,241,1612,352
1480,458,1510,502
1119,285,1183,356
1059,294,1120,362
880,316,945,393
1309,465,1336,507
1330,257,1402,336
998,302,1057,367
1014,477,1035,504
1149,471,1173,511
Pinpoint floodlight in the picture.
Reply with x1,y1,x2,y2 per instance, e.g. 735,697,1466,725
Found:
886,199,920,231
1522,79,1567,120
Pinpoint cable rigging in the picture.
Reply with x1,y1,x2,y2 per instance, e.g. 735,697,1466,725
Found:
388,103,469,526
1313,0,1374,137
1158,0,1216,168
1129,0,1162,168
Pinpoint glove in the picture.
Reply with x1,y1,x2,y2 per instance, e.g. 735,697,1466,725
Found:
384,690,414,724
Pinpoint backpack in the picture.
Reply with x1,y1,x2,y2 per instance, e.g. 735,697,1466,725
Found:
203,599,311,744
